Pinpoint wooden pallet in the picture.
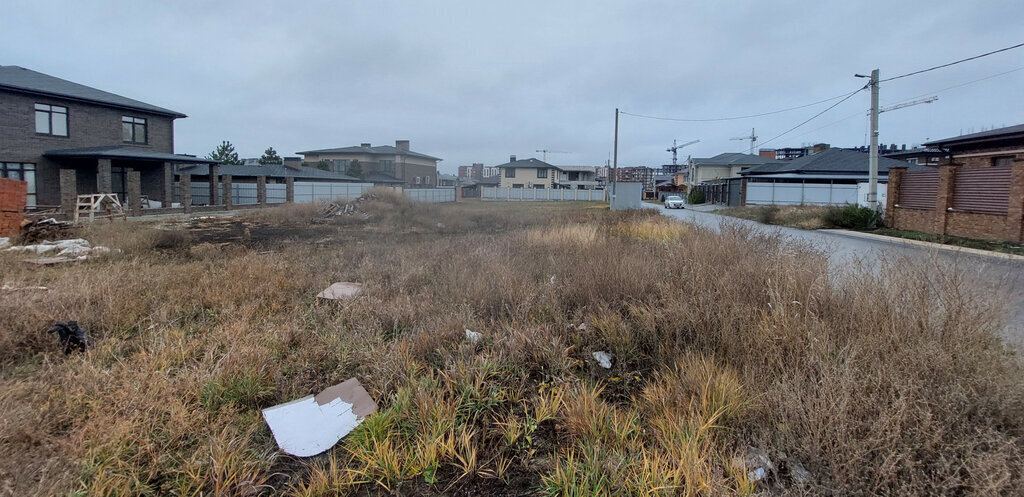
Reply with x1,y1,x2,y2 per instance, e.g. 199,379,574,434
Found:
74,194,127,223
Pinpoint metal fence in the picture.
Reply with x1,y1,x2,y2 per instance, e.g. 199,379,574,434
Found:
952,166,1011,214
482,187,606,201
898,170,939,209
293,182,373,203
745,181,858,206
404,188,456,203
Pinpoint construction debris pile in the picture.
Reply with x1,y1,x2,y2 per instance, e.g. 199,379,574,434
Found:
5,237,113,264
19,217,74,243
312,194,378,223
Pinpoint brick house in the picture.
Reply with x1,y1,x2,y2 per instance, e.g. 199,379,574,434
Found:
0,65,216,211
496,156,558,189
296,141,441,187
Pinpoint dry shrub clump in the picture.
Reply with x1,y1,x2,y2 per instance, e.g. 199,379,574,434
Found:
0,197,1021,496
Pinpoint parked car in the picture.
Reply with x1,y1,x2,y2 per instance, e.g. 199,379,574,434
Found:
663,195,685,209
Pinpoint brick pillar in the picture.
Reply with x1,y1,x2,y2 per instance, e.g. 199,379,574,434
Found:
180,172,192,213
96,158,112,193
257,176,267,206
209,164,220,206
127,171,142,216
59,169,77,220
740,178,748,206
884,167,905,228
1006,161,1024,243
935,165,956,237
286,177,294,203
222,174,233,209
162,162,174,207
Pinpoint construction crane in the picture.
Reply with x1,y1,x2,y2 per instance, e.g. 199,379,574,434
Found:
535,149,570,162
879,96,938,114
731,128,757,155
666,139,700,166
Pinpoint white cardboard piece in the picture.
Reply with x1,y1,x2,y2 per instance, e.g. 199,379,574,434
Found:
262,378,377,457
316,282,363,300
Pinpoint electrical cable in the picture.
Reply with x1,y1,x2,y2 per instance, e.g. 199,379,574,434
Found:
619,93,850,122
746,84,868,152
879,42,1024,82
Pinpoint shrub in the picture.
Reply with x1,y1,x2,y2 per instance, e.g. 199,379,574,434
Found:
687,189,706,204
825,204,882,230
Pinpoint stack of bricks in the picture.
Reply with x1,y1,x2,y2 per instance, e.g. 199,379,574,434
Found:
0,178,28,237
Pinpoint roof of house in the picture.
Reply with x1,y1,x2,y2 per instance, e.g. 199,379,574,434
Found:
296,144,441,161
439,173,458,181
45,145,217,164
0,65,186,118
881,147,945,158
692,153,777,166
740,147,927,176
923,124,1024,148
557,165,597,172
494,157,561,170
177,163,359,181
363,172,405,184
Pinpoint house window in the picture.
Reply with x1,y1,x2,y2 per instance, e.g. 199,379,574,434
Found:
505,168,514,178
907,158,918,164
993,156,1014,167
425,175,431,185
534,184,545,189
511,184,523,188
415,176,421,185
1,162,36,208
122,116,147,143
378,159,394,174
537,168,547,178
35,104,68,136
333,159,350,173
568,171,579,181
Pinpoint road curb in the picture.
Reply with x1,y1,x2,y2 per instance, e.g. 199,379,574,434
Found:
822,229,1024,261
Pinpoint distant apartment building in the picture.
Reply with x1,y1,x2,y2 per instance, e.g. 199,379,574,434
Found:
616,166,655,191
297,140,440,187
758,144,829,161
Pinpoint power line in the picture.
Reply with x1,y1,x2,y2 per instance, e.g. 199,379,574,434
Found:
880,42,1024,82
746,84,868,151
882,65,1024,106
619,92,850,122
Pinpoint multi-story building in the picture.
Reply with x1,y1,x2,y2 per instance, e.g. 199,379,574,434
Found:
457,163,500,180
297,140,441,187
494,156,598,189
0,65,215,209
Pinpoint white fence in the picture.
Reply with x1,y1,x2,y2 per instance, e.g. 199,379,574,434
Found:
404,188,456,203
173,181,454,206
746,181,859,206
482,187,607,201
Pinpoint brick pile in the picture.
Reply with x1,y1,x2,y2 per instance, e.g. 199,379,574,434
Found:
0,177,28,237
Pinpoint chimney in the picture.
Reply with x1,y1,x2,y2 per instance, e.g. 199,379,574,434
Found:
395,140,410,152
510,155,516,163
361,143,371,148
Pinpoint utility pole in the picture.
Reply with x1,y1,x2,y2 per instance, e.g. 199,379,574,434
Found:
868,69,880,210
612,108,619,206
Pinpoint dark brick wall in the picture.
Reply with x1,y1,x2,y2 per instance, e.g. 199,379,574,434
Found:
0,89,176,206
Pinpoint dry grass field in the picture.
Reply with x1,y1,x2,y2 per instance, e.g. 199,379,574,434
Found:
1,192,1022,496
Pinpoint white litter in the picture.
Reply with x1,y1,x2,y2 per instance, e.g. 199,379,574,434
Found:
465,328,482,344
316,282,363,300
549,275,557,284
592,351,613,369
262,378,378,457
0,238,9,249
1,283,49,291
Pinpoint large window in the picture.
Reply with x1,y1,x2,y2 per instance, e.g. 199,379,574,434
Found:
1,162,36,208
537,168,547,178
378,159,394,175
35,104,67,136
122,116,147,143
505,168,515,178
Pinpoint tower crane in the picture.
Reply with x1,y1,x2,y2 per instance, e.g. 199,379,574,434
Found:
879,96,938,114
667,139,700,166
535,149,570,162
730,128,757,155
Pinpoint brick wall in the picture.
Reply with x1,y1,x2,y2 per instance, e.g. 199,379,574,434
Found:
0,90,176,206
0,178,27,236
887,163,1024,242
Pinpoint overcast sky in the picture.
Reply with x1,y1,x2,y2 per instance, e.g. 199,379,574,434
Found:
5,1,1023,172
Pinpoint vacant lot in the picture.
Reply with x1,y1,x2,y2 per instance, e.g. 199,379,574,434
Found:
1,194,1022,496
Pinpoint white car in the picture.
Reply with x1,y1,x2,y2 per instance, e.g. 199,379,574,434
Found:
663,195,685,209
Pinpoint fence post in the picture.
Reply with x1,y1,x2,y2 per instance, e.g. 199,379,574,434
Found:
1006,161,1024,242
935,165,956,238
180,172,192,213
286,177,295,203
60,169,77,220
884,167,905,227
222,174,233,210
257,176,267,206
209,164,220,205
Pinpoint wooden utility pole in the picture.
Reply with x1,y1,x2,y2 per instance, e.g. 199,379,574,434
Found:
612,108,619,205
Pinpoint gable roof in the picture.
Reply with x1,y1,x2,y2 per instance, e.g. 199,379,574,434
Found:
494,157,561,170
924,124,1024,148
177,163,359,181
692,152,776,166
296,144,441,161
740,148,926,176
0,65,186,118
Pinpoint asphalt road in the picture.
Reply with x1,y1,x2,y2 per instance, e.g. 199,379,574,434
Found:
649,204,1024,348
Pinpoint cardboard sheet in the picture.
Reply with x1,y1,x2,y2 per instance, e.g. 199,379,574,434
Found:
262,378,377,457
